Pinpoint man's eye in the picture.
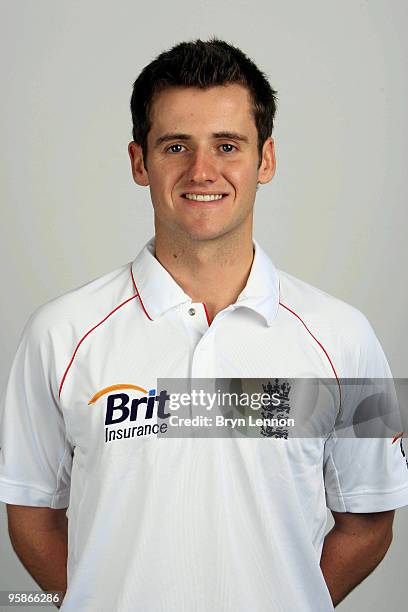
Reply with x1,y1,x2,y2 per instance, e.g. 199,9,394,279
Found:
220,144,237,153
167,144,185,153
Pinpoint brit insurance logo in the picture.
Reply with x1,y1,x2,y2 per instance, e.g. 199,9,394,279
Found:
88,384,171,443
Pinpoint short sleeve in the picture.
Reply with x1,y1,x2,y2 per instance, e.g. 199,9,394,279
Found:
323,312,408,512
0,310,73,508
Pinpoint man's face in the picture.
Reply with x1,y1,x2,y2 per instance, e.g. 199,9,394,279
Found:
129,83,275,243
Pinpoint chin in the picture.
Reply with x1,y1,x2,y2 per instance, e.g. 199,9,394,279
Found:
183,227,234,243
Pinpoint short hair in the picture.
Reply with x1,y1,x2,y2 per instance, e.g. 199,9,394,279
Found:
130,38,277,166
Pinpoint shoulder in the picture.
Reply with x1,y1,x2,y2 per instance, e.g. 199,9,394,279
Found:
3,263,137,403
278,269,372,338
24,262,136,343
277,270,388,377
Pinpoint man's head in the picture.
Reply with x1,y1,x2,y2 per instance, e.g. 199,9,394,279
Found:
128,39,277,244
130,38,277,168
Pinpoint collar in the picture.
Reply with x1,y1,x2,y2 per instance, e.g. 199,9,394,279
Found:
131,237,280,326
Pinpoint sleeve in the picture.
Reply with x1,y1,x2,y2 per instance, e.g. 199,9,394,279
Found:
0,310,73,508
323,311,408,512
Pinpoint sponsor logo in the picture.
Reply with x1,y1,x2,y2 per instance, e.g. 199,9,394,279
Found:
88,384,171,443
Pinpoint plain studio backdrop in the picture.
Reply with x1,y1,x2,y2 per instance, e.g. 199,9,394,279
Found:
1,1,407,610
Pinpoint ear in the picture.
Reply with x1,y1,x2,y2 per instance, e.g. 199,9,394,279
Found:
128,141,149,187
257,137,276,185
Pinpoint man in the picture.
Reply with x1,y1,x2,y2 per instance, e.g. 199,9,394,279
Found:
1,38,407,611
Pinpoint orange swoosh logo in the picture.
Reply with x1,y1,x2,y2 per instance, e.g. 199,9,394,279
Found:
88,384,148,405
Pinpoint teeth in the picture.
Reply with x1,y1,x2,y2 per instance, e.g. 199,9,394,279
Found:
184,193,224,201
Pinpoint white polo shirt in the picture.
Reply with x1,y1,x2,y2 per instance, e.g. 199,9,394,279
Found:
1,238,408,612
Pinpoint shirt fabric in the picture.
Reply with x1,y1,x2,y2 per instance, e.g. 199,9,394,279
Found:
1,238,408,612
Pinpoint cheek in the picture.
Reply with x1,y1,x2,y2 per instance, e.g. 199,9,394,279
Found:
148,171,181,214
150,164,182,193
148,171,171,198
226,163,258,192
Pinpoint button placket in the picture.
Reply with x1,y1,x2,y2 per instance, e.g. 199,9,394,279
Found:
184,302,208,335
191,332,216,378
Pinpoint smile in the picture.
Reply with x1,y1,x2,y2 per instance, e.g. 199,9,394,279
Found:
183,193,225,201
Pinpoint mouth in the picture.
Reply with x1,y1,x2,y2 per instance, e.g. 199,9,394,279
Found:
180,193,229,202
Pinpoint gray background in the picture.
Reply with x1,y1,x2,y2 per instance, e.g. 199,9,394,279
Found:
1,0,407,609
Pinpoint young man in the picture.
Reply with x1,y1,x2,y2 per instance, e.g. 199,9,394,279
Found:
1,39,407,611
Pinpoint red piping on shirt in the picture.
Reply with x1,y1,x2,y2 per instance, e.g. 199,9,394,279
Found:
279,301,342,410
203,303,212,326
130,265,153,321
58,294,138,399
392,432,404,444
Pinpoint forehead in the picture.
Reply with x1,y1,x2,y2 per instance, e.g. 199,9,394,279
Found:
148,83,256,136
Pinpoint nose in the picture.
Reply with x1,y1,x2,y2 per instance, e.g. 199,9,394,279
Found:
187,150,219,183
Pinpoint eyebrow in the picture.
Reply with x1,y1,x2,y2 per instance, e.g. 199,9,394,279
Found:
154,131,249,148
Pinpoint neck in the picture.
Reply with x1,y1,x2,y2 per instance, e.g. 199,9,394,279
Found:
154,225,254,322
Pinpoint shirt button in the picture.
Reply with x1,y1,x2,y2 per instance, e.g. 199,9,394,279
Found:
188,308,196,316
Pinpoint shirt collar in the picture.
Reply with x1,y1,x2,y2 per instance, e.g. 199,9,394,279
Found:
131,237,280,326
235,238,280,326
